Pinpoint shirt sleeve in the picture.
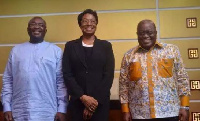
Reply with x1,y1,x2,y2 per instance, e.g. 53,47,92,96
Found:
1,50,13,112
173,45,190,105
56,48,68,113
180,95,189,106
119,53,130,112
121,103,130,112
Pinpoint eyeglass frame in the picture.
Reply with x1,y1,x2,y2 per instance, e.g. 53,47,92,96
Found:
81,19,97,25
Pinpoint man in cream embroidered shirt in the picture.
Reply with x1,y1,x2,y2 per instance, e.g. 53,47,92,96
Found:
119,19,190,120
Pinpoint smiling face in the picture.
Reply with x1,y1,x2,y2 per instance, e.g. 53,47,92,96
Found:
80,13,97,36
137,20,157,50
27,17,47,43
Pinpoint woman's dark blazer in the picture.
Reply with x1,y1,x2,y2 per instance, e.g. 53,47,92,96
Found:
62,37,115,105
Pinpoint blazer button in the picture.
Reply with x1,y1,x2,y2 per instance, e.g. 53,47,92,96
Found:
86,71,88,74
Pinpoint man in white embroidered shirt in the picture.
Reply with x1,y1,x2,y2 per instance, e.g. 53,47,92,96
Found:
1,17,67,121
119,19,190,121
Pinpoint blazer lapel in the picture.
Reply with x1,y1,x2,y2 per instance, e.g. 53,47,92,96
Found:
74,38,88,69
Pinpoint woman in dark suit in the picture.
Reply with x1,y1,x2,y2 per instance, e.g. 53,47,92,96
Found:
62,9,115,121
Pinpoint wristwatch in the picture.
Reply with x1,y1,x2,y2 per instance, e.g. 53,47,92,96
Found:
180,106,189,110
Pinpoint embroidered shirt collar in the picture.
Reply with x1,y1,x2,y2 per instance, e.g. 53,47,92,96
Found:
135,41,163,52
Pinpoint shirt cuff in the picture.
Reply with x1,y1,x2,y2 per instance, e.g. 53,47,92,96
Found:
3,103,12,112
58,104,67,113
121,103,130,112
180,95,189,106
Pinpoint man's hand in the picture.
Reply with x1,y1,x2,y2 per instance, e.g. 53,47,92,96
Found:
83,108,93,120
80,95,98,112
122,112,132,121
4,111,13,121
179,108,189,121
54,112,66,121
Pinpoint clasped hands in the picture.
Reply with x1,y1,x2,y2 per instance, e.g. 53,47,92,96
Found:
80,95,98,120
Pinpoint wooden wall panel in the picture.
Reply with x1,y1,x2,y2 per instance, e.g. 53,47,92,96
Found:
0,11,156,44
97,12,156,40
188,71,200,100
0,47,12,74
0,0,155,15
161,40,200,68
0,15,79,44
188,70,200,80
159,0,200,8
160,10,200,38
110,73,120,100
189,103,200,121
0,17,30,44
111,41,138,70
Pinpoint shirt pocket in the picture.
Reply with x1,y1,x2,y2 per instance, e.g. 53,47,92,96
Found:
40,57,56,69
158,58,174,78
129,62,142,81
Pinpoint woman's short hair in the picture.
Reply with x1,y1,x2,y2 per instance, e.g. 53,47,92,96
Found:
78,9,98,26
